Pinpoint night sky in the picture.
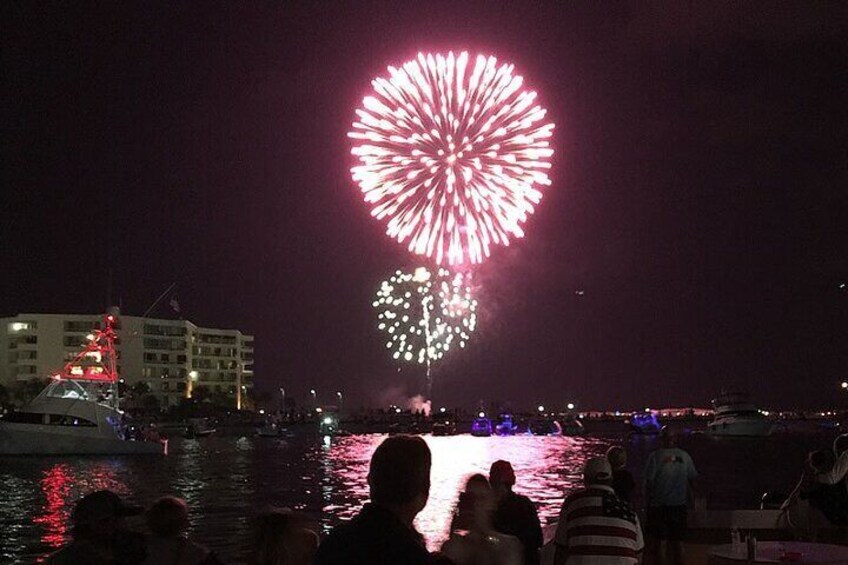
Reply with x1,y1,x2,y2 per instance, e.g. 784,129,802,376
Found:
3,2,847,410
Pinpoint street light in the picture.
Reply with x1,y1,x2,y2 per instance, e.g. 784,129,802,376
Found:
336,391,343,413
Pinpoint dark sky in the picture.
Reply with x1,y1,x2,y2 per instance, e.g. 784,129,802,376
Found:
3,2,848,410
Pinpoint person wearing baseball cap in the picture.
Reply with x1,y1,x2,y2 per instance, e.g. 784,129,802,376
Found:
553,457,644,564
489,460,543,565
48,490,146,565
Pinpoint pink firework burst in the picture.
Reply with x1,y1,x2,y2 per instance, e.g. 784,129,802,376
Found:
349,51,555,265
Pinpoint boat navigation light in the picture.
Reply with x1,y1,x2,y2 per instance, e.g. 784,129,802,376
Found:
537,405,545,413
323,417,333,425
440,407,446,413
395,407,401,414
259,409,265,415
842,381,848,390
316,407,323,413
478,411,485,418
566,402,575,410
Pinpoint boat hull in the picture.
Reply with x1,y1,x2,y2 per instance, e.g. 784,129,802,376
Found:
706,419,774,437
0,423,166,455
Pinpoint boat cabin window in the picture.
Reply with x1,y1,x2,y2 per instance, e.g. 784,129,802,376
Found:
1,411,96,427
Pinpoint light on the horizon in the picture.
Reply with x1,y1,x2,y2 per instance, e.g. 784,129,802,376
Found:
842,381,848,390
566,402,575,410
537,405,545,413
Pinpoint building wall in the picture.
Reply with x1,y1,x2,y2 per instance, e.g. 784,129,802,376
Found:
0,312,254,409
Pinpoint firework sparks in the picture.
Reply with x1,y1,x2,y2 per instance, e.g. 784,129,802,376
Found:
349,51,555,265
373,267,477,366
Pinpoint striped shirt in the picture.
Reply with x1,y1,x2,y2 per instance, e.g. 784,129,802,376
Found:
554,484,644,564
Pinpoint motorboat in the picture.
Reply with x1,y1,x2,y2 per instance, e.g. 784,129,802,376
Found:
0,312,166,455
706,391,775,437
529,418,563,436
431,419,457,436
627,411,662,434
470,416,492,437
184,417,216,439
319,413,341,436
257,421,283,437
494,413,518,436
560,416,585,436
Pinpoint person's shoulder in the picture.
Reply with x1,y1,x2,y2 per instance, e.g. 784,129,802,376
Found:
511,492,536,507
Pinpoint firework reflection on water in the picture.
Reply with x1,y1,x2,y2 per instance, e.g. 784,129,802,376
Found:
318,434,608,550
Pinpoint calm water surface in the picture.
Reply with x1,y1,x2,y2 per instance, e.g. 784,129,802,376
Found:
0,430,831,564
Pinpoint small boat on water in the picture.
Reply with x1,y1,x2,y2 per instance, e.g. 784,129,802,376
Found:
494,413,519,436
706,391,774,437
0,311,166,455
431,419,457,436
560,416,585,436
184,418,216,439
627,410,662,434
529,418,563,436
470,416,492,437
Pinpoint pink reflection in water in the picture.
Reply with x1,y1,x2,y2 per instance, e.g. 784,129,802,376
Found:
322,435,608,550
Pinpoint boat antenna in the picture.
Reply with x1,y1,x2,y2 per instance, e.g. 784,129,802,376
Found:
142,282,177,319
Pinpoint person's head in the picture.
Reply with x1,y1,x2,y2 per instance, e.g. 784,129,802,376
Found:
455,474,494,531
583,457,613,487
659,426,676,448
368,435,432,520
250,508,318,565
809,449,836,473
606,446,627,470
489,460,516,494
834,434,848,457
146,496,189,538
71,490,142,542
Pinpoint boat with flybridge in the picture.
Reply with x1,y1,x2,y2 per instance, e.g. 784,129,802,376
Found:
0,309,167,455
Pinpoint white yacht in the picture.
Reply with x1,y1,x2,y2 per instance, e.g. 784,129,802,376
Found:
706,391,775,437
0,311,166,455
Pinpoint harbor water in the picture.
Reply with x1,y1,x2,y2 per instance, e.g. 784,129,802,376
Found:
0,429,836,563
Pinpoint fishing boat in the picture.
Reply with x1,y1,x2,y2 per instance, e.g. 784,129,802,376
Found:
0,311,167,455
706,391,775,437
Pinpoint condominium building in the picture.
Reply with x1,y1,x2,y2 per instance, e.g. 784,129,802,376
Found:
0,310,254,408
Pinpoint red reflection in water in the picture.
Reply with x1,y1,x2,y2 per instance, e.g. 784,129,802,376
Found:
33,462,129,562
322,435,607,550
33,464,74,550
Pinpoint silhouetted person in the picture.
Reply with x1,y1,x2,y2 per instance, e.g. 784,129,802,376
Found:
798,450,848,526
249,507,318,565
554,457,644,564
142,496,221,565
48,490,146,565
441,473,522,565
607,446,635,503
816,433,848,495
489,460,543,564
314,435,437,564
644,427,697,565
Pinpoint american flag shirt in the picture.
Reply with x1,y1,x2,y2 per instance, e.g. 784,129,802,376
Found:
554,484,644,564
